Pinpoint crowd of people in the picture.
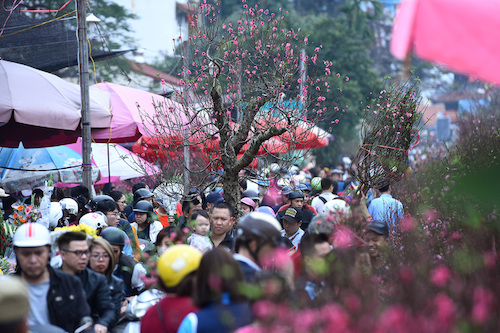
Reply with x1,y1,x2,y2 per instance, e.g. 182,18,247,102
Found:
0,162,406,333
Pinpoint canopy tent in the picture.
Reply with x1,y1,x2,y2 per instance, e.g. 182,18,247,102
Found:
0,60,112,148
0,140,158,192
65,139,159,185
0,143,100,193
91,82,187,143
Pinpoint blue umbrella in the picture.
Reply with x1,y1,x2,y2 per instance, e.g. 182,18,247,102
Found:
0,143,100,192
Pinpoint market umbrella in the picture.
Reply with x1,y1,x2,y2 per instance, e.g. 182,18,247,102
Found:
255,117,330,151
0,60,112,148
287,123,331,150
0,144,100,193
391,0,500,85
91,82,187,143
64,139,159,185
132,132,289,165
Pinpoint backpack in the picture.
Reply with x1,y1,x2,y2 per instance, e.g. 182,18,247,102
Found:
319,194,346,204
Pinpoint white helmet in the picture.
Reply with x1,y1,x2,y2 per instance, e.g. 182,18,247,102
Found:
269,163,280,174
48,202,63,229
13,223,51,247
291,174,306,186
277,178,290,188
288,165,299,175
60,198,79,215
79,212,108,230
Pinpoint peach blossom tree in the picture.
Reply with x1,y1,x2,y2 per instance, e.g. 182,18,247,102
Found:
143,0,345,210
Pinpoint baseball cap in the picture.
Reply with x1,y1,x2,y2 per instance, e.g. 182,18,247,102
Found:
288,191,304,199
283,207,303,224
206,192,224,204
258,179,270,187
366,220,389,236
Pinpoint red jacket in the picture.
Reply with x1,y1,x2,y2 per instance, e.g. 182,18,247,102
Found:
141,296,198,333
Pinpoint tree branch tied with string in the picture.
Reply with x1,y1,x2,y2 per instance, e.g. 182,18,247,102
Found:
354,78,424,194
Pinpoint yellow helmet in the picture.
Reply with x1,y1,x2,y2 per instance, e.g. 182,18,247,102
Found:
157,245,202,288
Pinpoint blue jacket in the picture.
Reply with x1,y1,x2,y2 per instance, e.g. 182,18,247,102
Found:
178,302,253,333
368,193,404,228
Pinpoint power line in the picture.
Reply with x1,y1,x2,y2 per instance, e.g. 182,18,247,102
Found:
0,10,76,38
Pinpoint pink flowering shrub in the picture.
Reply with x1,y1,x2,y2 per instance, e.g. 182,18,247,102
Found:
243,92,500,332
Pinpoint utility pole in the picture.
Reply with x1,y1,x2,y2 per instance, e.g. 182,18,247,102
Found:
182,41,190,195
76,0,92,195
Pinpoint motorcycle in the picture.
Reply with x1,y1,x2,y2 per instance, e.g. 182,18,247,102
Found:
120,289,164,333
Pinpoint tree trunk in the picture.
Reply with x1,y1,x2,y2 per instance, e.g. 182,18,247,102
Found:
221,167,241,220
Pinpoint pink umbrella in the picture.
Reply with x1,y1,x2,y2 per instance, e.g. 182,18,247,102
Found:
91,82,187,143
391,0,500,85
55,138,159,186
0,60,112,148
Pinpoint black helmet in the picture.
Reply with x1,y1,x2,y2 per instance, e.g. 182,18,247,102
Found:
85,195,114,210
242,189,259,201
236,212,282,245
134,188,153,203
366,220,389,236
133,200,153,213
100,227,126,247
288,191,304,199
95,199,118,213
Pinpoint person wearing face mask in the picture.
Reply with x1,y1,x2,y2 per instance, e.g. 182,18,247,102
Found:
154,226,177,255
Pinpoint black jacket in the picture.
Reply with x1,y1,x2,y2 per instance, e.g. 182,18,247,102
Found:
108,274,125,327
76,267,116,328
216,229,235,250
49,266,91,332
15,266,91,332
235,259,258,283
114,253,141,297
277,208,314,231
122,203,134,218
